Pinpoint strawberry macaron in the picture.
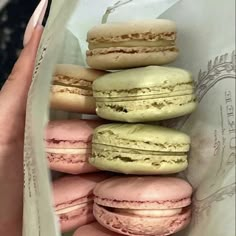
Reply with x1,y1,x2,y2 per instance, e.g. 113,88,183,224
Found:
53,173,110,233
45,119,103,174
93,176,193,236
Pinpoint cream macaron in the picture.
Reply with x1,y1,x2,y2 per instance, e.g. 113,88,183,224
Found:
50,64,107,114
86,19,178,70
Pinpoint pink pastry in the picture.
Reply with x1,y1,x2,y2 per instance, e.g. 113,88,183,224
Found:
73,222,122,236
45,119,102,174
93,176,193,236
53,173,110,233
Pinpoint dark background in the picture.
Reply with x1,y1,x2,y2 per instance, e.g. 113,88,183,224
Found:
0,0,51,88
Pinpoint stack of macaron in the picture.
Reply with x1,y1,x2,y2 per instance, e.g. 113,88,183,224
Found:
84,19,196,236
44,120,113,233
46,19,197,236
45,65,112,234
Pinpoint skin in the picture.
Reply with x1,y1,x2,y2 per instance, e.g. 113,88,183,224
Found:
0,25,43,236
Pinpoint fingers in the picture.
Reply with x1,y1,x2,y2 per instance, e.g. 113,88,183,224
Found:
0,25,43,145
0,25,44,118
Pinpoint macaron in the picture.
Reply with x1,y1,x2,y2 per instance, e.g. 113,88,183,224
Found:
50,64,107,114
86,19,178,70
90,123,190,175
45,119,103,174
73,222,122,236
53,173,110,233
93,66,197,122
93,176,193,236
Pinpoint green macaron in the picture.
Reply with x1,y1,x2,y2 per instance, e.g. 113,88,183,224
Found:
92,66,197,122
89,123,191,175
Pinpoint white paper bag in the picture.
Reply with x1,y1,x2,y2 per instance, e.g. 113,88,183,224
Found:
23,0,235,235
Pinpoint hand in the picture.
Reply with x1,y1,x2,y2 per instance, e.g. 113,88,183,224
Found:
0,25,43,236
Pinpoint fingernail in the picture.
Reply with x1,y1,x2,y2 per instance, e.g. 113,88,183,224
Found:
23,0,48,46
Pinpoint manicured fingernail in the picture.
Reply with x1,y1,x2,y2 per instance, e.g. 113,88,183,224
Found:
23,0,48,46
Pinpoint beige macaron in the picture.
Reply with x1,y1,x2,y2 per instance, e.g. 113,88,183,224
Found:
50,64,107,114
86,19,178,70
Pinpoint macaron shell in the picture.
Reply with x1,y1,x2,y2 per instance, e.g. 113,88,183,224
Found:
73,222,122,236
93,176,192,209
92,66,192,91
48,152,99,174
86,49,178,70
54,64,107,81
87,19,176,41
53,173,110,208
94,203,191,236
45,120,102,145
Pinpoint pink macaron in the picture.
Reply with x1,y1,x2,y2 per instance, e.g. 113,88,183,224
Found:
45,119,103,174
93,176,193,236
73,222,122,236
53,173,110,233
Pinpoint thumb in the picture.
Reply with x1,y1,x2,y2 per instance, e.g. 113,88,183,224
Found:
0,25,44,118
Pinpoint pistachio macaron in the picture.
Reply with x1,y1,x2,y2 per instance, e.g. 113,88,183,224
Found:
93,66,197,122
50,64,107,114
90,123,191,175
86,19,178,70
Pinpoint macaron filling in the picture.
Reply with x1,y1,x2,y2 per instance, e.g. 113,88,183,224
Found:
93,82,194,99
96,94,196,112
87,46,177,56
56,202,92,214
92,149,187,165
88,40,175,50
54,75,93,88
52,75,93,96
113,208,182,217
47,148,91,155
56,197,94,215
52,85,93,96
88,32,176,43
45,139,91,149
92,144,188,163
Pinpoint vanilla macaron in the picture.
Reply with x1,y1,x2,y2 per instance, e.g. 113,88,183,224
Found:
86,19,178,70
50,64,107,114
